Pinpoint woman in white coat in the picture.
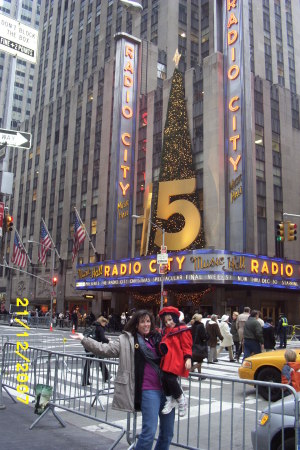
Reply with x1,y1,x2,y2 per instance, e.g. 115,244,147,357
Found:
217,315,235,361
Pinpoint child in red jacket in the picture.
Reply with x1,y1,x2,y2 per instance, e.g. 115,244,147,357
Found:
281,349,300,392
159,306,193,417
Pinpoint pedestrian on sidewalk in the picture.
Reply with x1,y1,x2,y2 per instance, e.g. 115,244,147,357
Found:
262,317,276,351
236,306,250,359
217,315,235,362
190,313,208,376
277,312,289,349
71,308,78,331
230,312,240,361
206,315,223,363
71,309,175,450
158,306,193,417
243,310,264,359
82,316,110,386
58,312,64,328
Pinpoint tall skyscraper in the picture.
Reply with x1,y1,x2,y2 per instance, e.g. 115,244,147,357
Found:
3,0,300,318
0,0,41,302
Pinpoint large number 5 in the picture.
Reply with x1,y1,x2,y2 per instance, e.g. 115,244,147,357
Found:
156,178,201,250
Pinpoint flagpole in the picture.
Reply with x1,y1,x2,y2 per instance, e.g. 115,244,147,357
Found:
41,218,61,259
1,260,51,285
14,228,32,264
74,207,98,256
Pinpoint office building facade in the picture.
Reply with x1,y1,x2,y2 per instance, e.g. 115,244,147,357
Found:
0,0,41,303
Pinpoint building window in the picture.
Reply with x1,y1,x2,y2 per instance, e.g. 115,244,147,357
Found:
91,219,97,234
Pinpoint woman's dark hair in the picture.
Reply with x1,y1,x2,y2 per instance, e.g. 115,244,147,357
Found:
124,309,155,336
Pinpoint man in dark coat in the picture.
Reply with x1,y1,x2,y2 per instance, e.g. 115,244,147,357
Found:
230,311,240,361
71,308,78,330
263,317,276,351
206,315,223,363
190,313,208,375
243,310,264,359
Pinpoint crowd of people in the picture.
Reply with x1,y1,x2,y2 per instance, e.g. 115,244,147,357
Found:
29,309,133,330
190,308,288,364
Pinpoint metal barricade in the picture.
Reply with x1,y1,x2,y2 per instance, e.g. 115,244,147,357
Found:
1,342,299,450
126,375,300,450
0,314,72,329
0,314,10,324
0,333,71,352
0,343,124,449
127,373,299,450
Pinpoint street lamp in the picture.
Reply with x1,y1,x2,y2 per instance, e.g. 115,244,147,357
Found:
120,0,143,13
132,214,166,310
26,239,56,329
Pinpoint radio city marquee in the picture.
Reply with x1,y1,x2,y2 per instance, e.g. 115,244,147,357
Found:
76,250,300,291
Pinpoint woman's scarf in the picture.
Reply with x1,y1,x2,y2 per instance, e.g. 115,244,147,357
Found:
136,333,161,377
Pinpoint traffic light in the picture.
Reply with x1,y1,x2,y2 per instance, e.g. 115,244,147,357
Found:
6,215,13,232
52,276,58,286
276,222,285,242
287,222,297,241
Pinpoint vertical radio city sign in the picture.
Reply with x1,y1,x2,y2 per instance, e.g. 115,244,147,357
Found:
107,33,141,259
224,0,244,249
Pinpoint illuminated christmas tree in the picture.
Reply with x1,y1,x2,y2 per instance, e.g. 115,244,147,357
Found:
148,67,206,254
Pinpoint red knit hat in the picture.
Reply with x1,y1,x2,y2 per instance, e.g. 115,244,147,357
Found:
159,306,180,318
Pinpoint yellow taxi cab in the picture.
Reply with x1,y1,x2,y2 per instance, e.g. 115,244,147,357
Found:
238,348,300,400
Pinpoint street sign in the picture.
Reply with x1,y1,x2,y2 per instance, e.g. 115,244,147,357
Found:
0,13,39,64
161,245,167,254
0,129,31,149
157,253,168,264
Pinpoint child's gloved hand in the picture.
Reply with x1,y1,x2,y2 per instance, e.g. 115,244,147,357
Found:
159,343,168,355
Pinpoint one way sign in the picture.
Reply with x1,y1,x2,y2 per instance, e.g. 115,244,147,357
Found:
0,128,31,149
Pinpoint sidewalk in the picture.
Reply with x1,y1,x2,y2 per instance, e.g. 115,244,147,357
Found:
0,394,128,450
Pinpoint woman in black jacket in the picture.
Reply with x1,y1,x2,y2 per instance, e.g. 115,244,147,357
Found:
82,315,109,385
190,313,208,376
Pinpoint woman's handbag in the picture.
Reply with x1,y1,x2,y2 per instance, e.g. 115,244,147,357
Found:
192,342,208,362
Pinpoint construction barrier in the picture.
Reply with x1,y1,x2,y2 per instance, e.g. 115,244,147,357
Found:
1,342,299,450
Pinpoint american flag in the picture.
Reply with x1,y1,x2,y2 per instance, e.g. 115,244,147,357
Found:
72,213,86,263
38,222,52,265
11,234,28,268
